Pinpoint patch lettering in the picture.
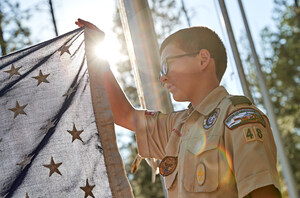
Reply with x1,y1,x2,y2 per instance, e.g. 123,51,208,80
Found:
243,128,256,142
243,127,264,143
224,108,265,129
254,127,264,142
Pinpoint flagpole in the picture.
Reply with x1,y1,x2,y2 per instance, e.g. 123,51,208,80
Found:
118,0,173,197
217,0,253,102
117,0,173,112
237,1,298,197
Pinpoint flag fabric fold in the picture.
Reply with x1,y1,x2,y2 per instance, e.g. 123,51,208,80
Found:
0,28,133,198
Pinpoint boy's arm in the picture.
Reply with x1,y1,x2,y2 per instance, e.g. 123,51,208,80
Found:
248,185,281,198
103,68,136,131
77,18,136,131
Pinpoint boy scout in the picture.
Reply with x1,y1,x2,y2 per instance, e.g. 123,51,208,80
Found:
76,19,281,197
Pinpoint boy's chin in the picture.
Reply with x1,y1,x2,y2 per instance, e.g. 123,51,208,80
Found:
172,94,189,102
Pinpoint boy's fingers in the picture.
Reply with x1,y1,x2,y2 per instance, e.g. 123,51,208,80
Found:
78,18,94,28
78,18,87,23
76,18,101,32
75,19,105,39
75,21,84,27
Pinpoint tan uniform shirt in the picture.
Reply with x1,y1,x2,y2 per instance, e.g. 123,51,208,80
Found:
135,86,280,198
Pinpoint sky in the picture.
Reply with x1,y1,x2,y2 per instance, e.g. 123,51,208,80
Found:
13,0,276,157
19,0,276,96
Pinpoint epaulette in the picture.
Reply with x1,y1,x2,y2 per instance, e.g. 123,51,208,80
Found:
229,96,252,106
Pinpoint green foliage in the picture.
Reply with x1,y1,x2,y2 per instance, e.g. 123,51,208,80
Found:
149,0,183,43
0,0,32,56
121,134,165,198
242,0,300,195
112,0,186,197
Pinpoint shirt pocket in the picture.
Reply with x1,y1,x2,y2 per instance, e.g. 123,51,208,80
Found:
165,166,178,190
183,135,220,193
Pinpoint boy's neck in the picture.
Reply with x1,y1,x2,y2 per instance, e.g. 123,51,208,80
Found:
191,84,219,108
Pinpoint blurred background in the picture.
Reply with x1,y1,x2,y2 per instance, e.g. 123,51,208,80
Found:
0,0,299,197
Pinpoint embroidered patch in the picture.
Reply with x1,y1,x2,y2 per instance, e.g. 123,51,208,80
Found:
243,127,264,142
254,127,264,142
159,156,178,177
203,108,220,129
224,108,265,129
243,128,256,142
145,110,157,116
196,163,206,185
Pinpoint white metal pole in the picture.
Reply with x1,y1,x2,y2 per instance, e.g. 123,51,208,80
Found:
117,0,173,112
218,0,253,102
237,1,298,197
118,0,173,197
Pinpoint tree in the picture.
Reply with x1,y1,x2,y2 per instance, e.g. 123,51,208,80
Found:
0,0,32,56
48,0,59,36
241,0,300,195
112,0,188,197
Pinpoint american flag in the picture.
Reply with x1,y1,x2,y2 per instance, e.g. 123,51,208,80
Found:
0,28,133,198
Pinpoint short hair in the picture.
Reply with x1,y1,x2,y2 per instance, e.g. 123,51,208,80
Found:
160,26,227,81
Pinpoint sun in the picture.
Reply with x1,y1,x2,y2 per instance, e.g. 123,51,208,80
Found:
92,31,127,75
94,34,121,64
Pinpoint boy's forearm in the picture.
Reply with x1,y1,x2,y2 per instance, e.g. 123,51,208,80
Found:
103,69,136,131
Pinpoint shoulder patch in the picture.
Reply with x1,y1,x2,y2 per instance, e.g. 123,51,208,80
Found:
229,96,252,106
224,108,265,129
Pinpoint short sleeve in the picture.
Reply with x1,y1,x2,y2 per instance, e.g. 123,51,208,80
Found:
135,110,184,160
224,105,280,198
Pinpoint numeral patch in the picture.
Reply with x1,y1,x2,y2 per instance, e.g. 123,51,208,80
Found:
243,127,264,142
244,128,256,142
254,127,264,142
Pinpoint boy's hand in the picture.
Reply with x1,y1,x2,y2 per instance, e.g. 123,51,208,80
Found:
77,18,105,44
75,18,104,35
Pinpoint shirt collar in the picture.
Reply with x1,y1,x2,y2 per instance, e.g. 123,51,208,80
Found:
191,86,229,116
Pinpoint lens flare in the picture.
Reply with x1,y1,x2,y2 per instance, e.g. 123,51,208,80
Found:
187,124,207,155
217,144,234,184
191,131,207,155
95,40,110,59
94,35,122,63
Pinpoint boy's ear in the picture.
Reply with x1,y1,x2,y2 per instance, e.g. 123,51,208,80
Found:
198,49,211,68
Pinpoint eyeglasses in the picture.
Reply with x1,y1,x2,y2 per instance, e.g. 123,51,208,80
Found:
160,51,200,77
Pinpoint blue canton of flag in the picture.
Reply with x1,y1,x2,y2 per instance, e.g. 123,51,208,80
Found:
0,28,133,198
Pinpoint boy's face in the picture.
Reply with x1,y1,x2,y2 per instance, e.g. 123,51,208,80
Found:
160,44,203,102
